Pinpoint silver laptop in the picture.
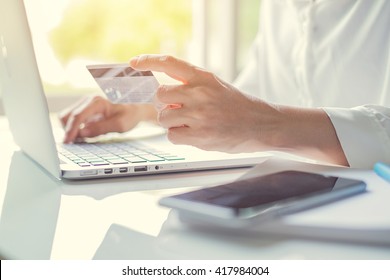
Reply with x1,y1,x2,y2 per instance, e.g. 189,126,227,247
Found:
0,0,269,180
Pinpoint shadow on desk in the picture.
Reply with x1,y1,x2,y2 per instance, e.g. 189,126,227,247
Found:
0,152,61,259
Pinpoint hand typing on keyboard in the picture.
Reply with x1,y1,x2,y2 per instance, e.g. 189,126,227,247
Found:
59,96,157,144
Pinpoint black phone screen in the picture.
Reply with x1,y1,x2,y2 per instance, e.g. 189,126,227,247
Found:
172,171,344,209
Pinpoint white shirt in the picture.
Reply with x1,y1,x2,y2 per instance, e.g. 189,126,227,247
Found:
234,0,390,168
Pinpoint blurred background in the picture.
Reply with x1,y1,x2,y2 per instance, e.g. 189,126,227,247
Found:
0,0,260,113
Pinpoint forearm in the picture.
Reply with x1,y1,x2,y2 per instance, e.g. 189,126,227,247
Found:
267,106,349,166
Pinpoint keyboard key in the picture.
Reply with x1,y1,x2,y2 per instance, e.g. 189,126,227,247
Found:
90,161,110,166
139,155,165,162
107,159,130,164
122,156,147,163
163,156,185,161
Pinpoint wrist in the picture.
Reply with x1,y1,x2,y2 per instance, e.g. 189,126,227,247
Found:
271,106,348,165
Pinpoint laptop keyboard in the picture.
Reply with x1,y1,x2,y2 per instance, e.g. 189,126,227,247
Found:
58,142,185,167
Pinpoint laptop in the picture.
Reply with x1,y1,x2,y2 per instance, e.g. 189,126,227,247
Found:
0,0,269,180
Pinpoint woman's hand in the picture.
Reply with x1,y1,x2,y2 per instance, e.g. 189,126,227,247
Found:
59,95,156,143
130,54,348,166
130,54,281,153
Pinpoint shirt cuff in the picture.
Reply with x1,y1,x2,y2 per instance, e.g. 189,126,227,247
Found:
323,106,390,168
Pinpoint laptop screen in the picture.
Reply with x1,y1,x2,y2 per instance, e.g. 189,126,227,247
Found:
0,0,61,178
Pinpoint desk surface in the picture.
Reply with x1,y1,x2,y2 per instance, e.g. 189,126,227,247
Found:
0,117,389,260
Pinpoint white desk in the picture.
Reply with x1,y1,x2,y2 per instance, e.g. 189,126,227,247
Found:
0,116,389,260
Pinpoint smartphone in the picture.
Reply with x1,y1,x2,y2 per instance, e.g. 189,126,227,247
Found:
159,170,366,225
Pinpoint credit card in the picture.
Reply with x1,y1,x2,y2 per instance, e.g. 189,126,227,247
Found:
87,63,159,103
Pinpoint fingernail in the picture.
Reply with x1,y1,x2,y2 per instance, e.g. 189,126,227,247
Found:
168,104,182,109
63,135,71,144
129,56,140,66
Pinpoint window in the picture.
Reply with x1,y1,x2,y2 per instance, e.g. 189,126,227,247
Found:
198,0,260,82
24,0,193,96
0,0,260,114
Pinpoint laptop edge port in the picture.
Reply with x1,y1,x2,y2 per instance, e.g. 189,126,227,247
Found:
104,168,113,174
134,166,148,172
119,167,128,173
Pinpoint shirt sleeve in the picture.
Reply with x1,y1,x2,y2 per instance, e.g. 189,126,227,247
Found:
323,105,390,168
